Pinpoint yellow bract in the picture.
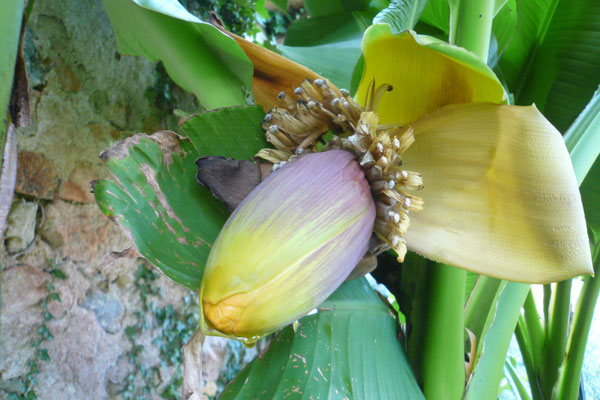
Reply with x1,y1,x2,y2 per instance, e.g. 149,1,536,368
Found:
356,25,506,125
404,103,592,283
357,24,592,282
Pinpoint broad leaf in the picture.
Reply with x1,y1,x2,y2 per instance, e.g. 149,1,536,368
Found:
220,277,425,399
494,0,555,94
280,11,374,90
278,41,362,90
302,0,373,17
284,11,375,46
95,133,227,290
581,158,600,246
421,0,513,35
374,0,427,32
491,0,516,60
565,87,600,185
95,106,267,290
497,0,600,132
270,0,287,13
419,0,450,34
566,87,600,244
1,0,25,139
180,105,268,158
102,0,253,110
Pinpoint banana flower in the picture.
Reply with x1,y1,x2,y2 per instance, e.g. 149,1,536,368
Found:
200,23,593,342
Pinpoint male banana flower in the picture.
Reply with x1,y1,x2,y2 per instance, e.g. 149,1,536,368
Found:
200,150,375,343
199,23,593,342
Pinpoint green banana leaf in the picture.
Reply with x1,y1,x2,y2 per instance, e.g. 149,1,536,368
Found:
1,0,25,143
180,105,268,159
220,277,425,399
102,0,254,110
495,0,600,131
284,11,374,46
302,0,373,17
565,87,600,186
278,11,376,90
581,158,600,245
278,41,362,90
94,106,266,290
463,282,530,399
373,0,428,33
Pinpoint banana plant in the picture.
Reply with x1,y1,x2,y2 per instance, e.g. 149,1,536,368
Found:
94,0,600,398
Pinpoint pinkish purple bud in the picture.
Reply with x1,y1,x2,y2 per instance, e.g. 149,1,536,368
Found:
200,150,376,343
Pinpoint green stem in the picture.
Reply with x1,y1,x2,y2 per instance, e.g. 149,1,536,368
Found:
422,263,466,400
540,280,572,398
420,4,496,398
555,245,600,400
451,0,495,61
515,317,545,400
463,282,529,400
504,358,533,400
543,284,552,331
464,276,502,340
523,290,544,368
405,254,433,386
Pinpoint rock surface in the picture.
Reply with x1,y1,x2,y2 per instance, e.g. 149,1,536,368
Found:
80,291,124,334
0,0,249,399
4,200,38,253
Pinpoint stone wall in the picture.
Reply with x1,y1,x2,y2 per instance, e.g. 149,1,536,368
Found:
0,1,253,399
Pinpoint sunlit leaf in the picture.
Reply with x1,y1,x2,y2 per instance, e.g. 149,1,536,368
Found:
102,0,253,110
565,87,600,185
581,158,600,245
1,0,24,135
270,0,287,13
220,277,425,399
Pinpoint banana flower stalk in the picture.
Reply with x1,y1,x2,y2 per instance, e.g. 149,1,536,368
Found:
199,23,593,343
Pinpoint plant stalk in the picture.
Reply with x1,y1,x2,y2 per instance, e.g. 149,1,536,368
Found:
523,290,544,368
543,284,552,331
555,245,600,399
422,263,466,400
405,254,433,385
540,279,572,397
420,3,496,397
515,317,545,400
452,0,495,61
504,358,533,400
463,282,529,399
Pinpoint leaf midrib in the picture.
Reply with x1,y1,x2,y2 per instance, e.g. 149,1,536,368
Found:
514,0,562,102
